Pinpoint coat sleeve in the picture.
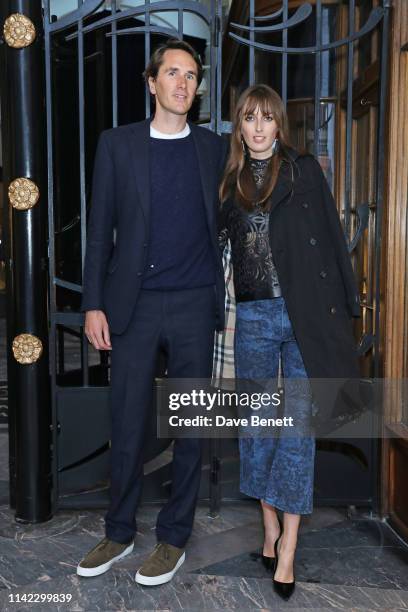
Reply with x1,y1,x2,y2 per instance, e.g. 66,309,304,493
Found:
80,131,117,312
313,158,361,318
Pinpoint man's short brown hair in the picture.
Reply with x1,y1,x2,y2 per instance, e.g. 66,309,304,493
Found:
143,38,203,86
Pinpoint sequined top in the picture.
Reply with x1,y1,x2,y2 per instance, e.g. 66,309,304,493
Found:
219,156,282,302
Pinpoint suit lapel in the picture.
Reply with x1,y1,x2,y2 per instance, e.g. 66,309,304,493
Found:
189,122,215,229
128,119,151,226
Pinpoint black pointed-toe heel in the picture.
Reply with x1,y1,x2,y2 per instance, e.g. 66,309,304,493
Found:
261,554,275,571
261,514,283,572
273,575,295,601
272,532,296,600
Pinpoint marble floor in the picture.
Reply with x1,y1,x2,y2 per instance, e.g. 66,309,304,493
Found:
1,315,408,610
0,457,408,611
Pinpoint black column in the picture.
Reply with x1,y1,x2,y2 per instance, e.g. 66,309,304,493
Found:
0,1,52,521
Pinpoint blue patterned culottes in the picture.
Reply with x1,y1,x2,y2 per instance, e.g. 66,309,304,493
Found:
235,297,315,515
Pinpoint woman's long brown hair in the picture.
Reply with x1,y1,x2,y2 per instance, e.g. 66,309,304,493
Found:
219,84,292,210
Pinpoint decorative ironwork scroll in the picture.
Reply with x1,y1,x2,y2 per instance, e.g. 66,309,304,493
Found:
229,4,385,54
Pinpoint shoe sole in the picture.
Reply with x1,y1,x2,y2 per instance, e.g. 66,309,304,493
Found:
135,552,186,586
77,542,134,577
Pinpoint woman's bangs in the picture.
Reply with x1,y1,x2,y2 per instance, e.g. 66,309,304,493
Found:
242,94,274,118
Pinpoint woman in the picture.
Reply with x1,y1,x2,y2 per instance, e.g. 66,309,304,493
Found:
218,85,360,600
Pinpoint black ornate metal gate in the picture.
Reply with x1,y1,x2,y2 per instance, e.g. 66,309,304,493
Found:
1,0,390,520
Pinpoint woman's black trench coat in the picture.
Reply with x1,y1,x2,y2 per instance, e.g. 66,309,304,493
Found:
219,148,363,433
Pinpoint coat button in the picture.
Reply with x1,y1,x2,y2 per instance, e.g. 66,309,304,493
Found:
329,306,337,314
137,272,142,277
143,243,147,248
302,202,309,209
320,270,327,278
310,237,317,246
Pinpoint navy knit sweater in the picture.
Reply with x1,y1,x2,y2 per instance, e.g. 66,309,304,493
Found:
142,134,215,290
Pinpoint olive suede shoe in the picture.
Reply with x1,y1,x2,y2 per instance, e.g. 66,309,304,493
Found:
77,537,134,577
135,542,185,586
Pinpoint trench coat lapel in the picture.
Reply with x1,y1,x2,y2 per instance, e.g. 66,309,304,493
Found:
268,169,293,215
269,149,310,215
129,118,151,226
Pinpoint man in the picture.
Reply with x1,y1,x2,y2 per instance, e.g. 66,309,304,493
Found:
76,39,227,585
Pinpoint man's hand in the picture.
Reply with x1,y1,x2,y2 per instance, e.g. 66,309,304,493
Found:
85,310,111,350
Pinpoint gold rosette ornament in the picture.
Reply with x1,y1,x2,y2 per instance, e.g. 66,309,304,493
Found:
3,13,36,48
8,178,39,210
12,334,43,364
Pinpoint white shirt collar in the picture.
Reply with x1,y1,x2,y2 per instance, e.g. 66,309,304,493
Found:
150,123,191,140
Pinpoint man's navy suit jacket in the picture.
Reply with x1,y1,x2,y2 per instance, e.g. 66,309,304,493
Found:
80,118,228,335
